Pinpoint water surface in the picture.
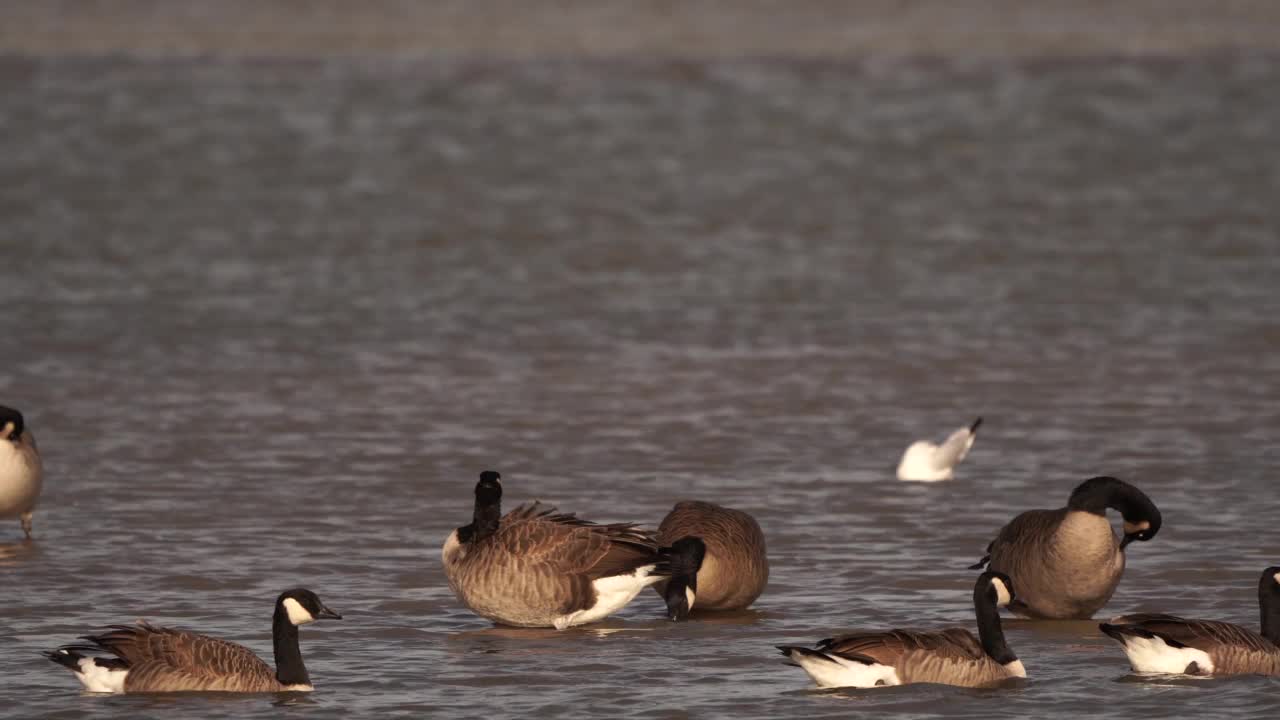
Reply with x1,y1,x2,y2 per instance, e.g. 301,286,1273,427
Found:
1,52,1279,718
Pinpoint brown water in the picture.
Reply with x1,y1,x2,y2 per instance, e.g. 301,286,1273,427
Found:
1,52,1279,718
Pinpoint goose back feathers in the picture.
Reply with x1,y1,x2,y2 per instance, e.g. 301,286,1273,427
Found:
972,476,1161,619
1099,566,1280,676
653,501,768,613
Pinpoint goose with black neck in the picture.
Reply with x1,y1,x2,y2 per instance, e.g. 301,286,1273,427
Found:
971,476,1162,619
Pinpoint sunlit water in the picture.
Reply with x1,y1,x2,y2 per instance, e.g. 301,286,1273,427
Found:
1,51,1279,718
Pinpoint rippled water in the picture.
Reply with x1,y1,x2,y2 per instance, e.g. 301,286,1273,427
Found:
2,51,1279,718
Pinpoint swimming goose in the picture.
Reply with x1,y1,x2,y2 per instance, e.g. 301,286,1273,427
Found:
442,471,704,628
970,476,1162,619
777,571,1025,688
0,404,42,539
1099,566,1280,677
652,500,767,618
896,417,982,482
45,588,341,693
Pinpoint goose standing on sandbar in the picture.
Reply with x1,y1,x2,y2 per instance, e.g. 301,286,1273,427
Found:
651,500,767,619
777,572,1025,688
442,471,704,628
45,588,342,693
0,404,42,539
1099,566,1280,677
970,476,1162,619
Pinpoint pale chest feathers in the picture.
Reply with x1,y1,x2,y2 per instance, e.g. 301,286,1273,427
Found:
1054,512,1122,562
1050,511,1124,592
0,439,42,514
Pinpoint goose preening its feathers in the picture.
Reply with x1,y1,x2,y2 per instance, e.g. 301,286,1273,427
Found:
442,471,705,628
0,405,42,539
652,500,768,618
896,417,982,482
1099,566,1280,677
777,572,1025,689
970,476,1162,619
45,588,341,693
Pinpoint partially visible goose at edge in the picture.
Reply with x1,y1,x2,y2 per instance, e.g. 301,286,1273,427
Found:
442,471,705,628
777,571,1025,688
651,500,767,619
970,476,1162,619
45,588,342,693
1099,566,1280,677
896,417,982,482
0,404,43,539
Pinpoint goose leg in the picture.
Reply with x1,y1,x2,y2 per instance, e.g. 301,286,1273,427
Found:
20,512,33,539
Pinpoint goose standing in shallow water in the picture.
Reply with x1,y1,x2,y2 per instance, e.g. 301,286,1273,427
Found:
0,405,42,539
45,588,341,693
1099,566,1280,677
777,572,1025,688
442,471,704,628
970,476,1162,619
896,417,982,482
651,500,767,618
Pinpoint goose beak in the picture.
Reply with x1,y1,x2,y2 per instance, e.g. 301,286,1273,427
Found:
317,605,343,620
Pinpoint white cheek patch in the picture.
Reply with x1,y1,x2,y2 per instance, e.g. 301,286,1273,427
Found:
992,578,1012,607
1003,659,1027,678
1123,520,1150,535
686,587,697,612
283,597,315,625
1273,572,1280,586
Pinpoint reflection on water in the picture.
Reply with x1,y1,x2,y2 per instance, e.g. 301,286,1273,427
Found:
2,49,1279,719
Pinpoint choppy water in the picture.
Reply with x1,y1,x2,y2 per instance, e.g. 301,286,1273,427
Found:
1,51,1279,718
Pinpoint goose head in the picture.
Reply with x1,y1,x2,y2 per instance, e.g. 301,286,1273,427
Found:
277,588,342,626
0,405,24,442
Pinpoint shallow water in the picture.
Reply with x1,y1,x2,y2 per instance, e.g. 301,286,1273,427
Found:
2,50,1280,718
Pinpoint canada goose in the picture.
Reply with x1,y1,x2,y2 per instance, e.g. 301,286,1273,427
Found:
0,404,42,539
651,500,768,618
970,476,1161,619
777,572,1025,688
442,471,705,629
45,588,341,693
1098,566,1280,677
896,417,982,482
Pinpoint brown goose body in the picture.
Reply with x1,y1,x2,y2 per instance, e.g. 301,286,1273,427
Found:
442,501,669,629
652,501,768,611
46,588,341,693
813,628,1019,687
987,509,1123,619
0,405,43,538
1099,567,1280,677
74,623,302,693
974,476,1162,619
777,572,1025,689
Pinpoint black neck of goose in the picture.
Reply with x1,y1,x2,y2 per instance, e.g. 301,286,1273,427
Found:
272,606,311,687
1067,477,1158,521
1259,572,1280,645
973,583,1017,665
466,486,502,543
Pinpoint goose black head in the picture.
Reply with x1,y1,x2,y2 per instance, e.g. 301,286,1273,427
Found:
978,570,1016,609
0,405,24,442
1263,566,1280,597
475,470,503,505
1067,476,1162,549
276,588,342,626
